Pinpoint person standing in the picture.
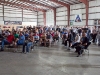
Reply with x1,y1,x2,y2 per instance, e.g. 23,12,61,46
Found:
92,29,97,44
0,31,14,51
22,33,34,53
96,32,100,46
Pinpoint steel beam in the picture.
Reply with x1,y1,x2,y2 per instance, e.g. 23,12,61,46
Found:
22,8,23,21
0,1,46,12
50,0,70,27
53,8,56,26
19,0,56,26
43,11,46,26
19,0,55,10
2,5,4,21
80,0,89,26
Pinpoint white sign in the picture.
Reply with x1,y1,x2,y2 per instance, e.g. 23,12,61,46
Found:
75,14,82,22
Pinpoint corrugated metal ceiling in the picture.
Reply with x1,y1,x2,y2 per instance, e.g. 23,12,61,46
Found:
0,0,95,11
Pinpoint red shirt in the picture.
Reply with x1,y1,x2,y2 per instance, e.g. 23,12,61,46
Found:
7,35,14,43
39,33,42,37
51,33,54,37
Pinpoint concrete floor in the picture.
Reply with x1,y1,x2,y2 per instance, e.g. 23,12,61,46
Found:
0,42,100,75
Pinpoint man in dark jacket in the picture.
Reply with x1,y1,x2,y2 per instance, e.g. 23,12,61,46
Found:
75,32,91,57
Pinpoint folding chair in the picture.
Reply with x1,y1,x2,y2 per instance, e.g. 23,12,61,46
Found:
83,42,91,56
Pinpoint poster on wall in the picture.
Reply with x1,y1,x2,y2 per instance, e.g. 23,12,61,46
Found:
94,19,98,25
4,21,22,25
98,20,100,25
70,20,74,25
75,14,82,22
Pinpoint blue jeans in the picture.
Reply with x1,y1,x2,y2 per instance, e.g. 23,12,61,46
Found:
17,40,24,45
23,42,33,53
1,39,10,50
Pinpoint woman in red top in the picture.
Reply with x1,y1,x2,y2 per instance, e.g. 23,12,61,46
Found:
7,34,14,43
0,31,14,51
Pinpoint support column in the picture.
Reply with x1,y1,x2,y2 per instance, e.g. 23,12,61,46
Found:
50,0,70,27
37,12,38,26
67,6,70,27
86,2,89,26
53,8,56,26
43,11,46,26
22,8,23,21
80,0,89,26
2,5,4,21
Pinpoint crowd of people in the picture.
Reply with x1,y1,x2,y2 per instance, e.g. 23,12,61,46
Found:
0,25,100,57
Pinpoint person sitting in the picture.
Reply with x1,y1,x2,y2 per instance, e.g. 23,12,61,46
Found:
96,31,100,46
22,32,34,53
0,31,14,51
14,31,19,39
40,32,46,46
24,31,29,40
75,32,90,57
67,30,74,50
16,32,25,45
71,33,80,49
62,30,68,45
46,32,52,47
53,31,59,43
34,33,39,45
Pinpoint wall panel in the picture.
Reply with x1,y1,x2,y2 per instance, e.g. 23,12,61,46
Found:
38,19,44,22
89,7,96,13
0,21,4,24
37,0,100,26
89,14,96,19
4,6,22,21
0,5,38,25
56,11,67,16
56,7,67,12
56,16,67,21
96,0,100,6
0,17,3,21
37,11,44,26
88,20,94,25
38,22,44,25
38,11,43,15
23,9,37,22
56,7,68,26
56,21,67,25
46,10,54,26
38,15,43,18
89,1,96,7
0,13,3,16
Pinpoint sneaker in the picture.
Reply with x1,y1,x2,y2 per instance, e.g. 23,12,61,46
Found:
77,54,82,57
0,48,4,51
31,49,34,51
67,48,70,50
26,52,29,54
71,46,74,49
77,55,79,57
